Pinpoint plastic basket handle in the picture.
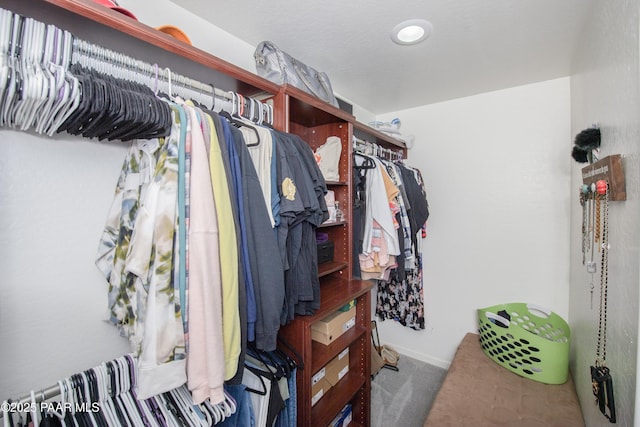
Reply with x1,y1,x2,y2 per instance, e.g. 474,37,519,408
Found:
526,304,552,319
486,311,510,327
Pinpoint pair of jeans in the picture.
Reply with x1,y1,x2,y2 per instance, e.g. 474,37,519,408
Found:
275,369,297,427
220,384,254,427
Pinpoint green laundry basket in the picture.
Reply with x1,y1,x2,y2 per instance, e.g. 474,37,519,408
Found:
477,303,570,384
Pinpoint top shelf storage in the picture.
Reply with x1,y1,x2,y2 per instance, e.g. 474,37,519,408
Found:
24,0,281,98
352,121,407,150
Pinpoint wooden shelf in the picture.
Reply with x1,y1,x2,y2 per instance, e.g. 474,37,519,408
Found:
318,261,349,277
311,324,367,373
311,371,366,427
308,277,373,323
319,220,347,228
352,120,407,150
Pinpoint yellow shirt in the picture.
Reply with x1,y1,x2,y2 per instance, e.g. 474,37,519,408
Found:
205,112,241,381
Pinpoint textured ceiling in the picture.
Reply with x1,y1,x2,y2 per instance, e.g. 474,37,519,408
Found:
171,0,596,114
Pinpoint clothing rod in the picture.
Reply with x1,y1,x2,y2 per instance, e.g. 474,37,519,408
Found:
0,384,61,417
71,37,274,124
3,7,272,126
72,38,236,103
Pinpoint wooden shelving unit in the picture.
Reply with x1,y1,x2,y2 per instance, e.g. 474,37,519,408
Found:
277,277,373,427
279,87,406,426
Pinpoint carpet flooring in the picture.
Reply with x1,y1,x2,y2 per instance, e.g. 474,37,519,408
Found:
370,353,447,427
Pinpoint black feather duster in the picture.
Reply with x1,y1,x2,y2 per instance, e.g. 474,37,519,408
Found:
571,127,600,163
574,128,601,150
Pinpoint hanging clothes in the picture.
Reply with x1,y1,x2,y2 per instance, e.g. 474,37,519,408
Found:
360,156,401,280
382,160,414,280
376,162,429,330
95,106,187,399
236,346,298,427
272,130,329,321
94,94,300,401
354,150,429,331
208,111,251,386
352,153,376,279
226,120,285,352
3,6,327,421
376,254,425,330
397,163,429,250
200,106,241,382
241,121,277,227
182,102,227,405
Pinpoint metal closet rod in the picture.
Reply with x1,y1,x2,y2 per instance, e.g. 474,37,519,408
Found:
72,37,273,122
72,38,235,103
0,384,62,417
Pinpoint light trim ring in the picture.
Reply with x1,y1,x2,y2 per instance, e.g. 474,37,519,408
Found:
391,19,433,45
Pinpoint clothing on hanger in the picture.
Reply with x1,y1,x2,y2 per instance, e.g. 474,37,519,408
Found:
352,142,429,331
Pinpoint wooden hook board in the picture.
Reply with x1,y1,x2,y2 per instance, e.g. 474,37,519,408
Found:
581,154,626,201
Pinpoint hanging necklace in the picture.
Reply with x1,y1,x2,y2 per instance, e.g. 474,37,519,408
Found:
580,185,589,265
595,180,609,366
581,184,597,307
590,180,616,423
594,187,601,247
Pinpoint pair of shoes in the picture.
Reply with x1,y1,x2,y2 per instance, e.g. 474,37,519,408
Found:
381,345,399,366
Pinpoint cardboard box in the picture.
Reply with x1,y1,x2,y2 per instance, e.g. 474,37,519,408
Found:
325,347,350,386
311,366,326,386
311,367,332,406
311,306,356,345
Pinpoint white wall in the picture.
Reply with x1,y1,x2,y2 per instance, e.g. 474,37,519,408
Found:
376,78,572,368
569,1,640,426
0,131,132,400
120,0,257,72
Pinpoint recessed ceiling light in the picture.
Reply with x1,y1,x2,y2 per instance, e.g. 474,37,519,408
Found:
391,19,433,45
